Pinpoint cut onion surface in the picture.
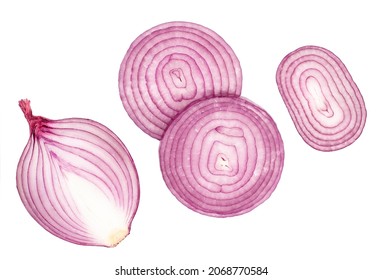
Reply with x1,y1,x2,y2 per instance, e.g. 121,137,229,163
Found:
16,99,140,247
276,45,367,151
159,97,284,217
119,21,242,140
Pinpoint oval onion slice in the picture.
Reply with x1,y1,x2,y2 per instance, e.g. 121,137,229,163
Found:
119,21,242,140
276,45,367,151
159,97,284,217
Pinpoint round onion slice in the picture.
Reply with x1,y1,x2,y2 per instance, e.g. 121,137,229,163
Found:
159,97,284,217
276,45,367,151
16,100,140,247
119,21,242,140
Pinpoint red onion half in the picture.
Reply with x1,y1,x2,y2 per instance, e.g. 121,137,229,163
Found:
119,21,242,140
159,97,284,217
276,45,367,151
16,100,139,247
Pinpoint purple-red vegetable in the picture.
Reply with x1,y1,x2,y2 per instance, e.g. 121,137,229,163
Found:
276,45,367,151
16,99,139,247
159,97,284,217
119,21,242,140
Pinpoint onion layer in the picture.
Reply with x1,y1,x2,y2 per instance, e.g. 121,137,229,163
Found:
16,100,140,247
159,97,284,217
276,45,367,151
119,21,242,140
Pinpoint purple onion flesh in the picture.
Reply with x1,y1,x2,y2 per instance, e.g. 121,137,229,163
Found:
16,99,140,247
159,97,284,217
119,21,242,140
276,45,367,151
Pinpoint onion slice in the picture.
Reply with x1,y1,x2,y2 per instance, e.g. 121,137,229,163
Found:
119,21,242,140
159,97,284,217
16,99,140,247
276,45,367,151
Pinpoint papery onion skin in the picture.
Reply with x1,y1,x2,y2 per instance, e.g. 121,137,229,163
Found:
119,21,242,140
276,45,367,151
16,99,140,247
159,97,284,217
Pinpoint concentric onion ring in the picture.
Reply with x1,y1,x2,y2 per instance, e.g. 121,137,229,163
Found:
276,45,367,151
159,97,284,217
119,21,242,140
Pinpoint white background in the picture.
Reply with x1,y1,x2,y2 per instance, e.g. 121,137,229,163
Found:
1,1,381,279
